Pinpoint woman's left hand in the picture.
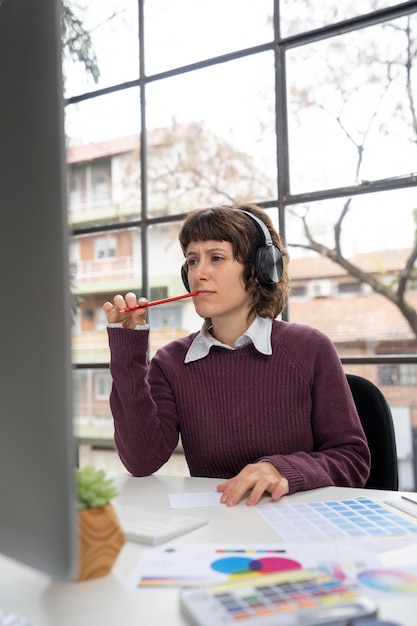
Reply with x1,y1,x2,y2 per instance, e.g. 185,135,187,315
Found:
216,462,289,506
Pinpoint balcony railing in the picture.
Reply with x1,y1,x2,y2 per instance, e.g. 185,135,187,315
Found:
71,255,138,282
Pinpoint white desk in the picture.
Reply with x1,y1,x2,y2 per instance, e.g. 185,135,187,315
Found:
1,475,416,626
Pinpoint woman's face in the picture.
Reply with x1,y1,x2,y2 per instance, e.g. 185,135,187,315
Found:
185,240,251,322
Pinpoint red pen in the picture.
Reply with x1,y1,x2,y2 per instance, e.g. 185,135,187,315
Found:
124,291,198,312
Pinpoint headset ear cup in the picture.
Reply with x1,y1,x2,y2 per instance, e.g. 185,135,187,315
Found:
239,208,283,285
255,245,283,285
181,264,190,292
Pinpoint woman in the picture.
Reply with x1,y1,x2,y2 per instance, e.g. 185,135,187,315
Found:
103,203,370,506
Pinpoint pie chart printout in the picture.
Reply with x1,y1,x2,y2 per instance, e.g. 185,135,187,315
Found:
210,555,302,579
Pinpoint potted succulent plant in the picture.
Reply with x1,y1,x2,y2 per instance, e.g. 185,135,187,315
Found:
75,465,125,582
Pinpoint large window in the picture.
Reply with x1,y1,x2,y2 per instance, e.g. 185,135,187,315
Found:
379,363,417,386
65,0,417,488
69,159,112,210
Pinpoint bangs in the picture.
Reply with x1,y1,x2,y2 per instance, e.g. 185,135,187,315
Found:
179,208,239,253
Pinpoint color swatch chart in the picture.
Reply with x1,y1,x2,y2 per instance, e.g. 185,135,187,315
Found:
255,497,417,543
180,569,377,626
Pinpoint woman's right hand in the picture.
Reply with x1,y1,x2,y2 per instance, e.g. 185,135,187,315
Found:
102,292,149,329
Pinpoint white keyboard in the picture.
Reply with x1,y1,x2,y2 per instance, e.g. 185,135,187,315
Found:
114,504,208,545
0,611,31,626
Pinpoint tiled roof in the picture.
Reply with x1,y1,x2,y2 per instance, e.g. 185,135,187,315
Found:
66,124,197,164
67,135,140,163
289,292,417,343
288,249,413,280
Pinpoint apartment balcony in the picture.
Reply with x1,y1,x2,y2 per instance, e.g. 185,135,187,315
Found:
72,331,110,364
71,256,140,295
68,200,140,228
72,327,189,364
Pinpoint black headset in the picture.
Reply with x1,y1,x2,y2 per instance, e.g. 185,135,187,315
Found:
181,209,283,291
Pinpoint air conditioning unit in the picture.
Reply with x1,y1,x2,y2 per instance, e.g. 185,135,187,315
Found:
309,279,332,298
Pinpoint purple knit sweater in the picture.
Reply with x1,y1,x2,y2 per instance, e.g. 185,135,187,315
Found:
107,320,370,494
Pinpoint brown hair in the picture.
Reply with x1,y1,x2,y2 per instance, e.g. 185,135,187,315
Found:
178,204,289,319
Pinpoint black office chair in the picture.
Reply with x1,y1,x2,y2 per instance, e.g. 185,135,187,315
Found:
346,373,399,491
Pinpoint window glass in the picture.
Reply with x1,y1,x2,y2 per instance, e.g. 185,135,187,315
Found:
71,294,112,365
148,305,182,330
378,363,417,386
63,0,139,98
94,236,117,259
143,0,273,75
95,307,108,331
70,227,142,366
95,372,113,399
146,53,277,215
286,187,415,257
150,286,168,300
338,283,362,295
399,363,417,385
66,94,141,228
286,16,417,193
290,285,307,297
64,1,417,484
69,159,112,212
379,363,397,385
286,189,417,349
280,0,408,37
65,88,141,146
147,222,201,355
71,230,141,289
72,369,114,458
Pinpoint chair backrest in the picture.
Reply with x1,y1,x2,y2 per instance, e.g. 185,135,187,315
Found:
346,374,398,491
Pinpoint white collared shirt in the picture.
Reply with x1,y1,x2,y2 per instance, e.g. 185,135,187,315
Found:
184,316,272,363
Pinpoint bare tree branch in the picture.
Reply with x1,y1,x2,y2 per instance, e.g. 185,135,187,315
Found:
288,13,417,337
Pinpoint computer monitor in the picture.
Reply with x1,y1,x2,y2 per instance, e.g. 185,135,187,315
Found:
0,0,77,579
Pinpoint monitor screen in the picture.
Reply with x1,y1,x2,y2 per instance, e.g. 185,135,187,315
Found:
0,0,77,579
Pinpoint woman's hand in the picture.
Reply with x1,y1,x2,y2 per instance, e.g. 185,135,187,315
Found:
102,292,149,329
216,462,289,506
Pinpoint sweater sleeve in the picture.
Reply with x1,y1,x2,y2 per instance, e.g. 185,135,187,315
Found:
107,327,180,476
258,328,371,494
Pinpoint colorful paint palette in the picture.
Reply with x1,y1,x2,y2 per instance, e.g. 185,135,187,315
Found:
255,497,417,543
180,569,378,625
357,568,417,593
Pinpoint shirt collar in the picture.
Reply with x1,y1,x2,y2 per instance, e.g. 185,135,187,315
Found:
184,316,272,363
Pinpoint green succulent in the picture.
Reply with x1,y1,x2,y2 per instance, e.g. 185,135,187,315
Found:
76,465,119,510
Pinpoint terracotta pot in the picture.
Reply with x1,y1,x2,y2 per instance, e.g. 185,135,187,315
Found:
75,503,125,582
